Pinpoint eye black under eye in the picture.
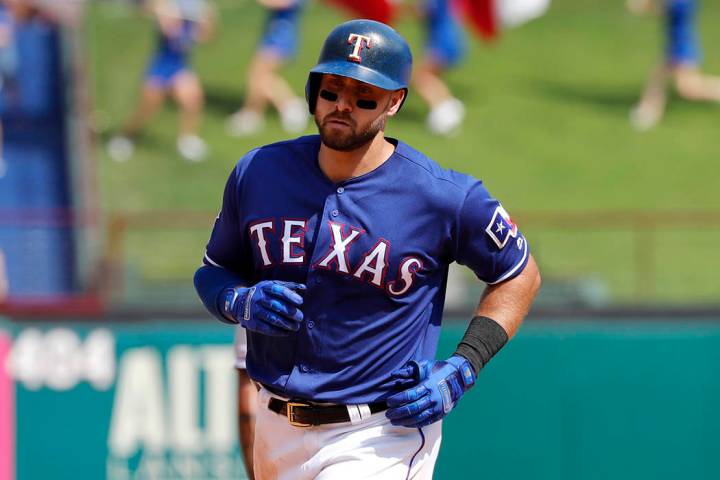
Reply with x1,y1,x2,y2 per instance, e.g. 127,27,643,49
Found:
320,89,378,110
319,89,338,101
356,99,377,110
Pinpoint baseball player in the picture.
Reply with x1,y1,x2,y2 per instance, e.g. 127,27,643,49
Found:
235,326,258,479
195,19,541,479
629,0,720,130
226,0,307,137
107,0,215,161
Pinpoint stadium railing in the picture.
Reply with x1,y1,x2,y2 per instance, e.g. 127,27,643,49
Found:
102,209,720,312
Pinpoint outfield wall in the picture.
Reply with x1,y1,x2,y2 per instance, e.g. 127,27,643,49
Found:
0,316,718,480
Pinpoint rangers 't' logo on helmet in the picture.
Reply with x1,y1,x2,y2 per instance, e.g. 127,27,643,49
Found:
347,33,372,63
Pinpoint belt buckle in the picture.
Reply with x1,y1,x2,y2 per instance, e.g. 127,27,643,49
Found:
287,402,312,427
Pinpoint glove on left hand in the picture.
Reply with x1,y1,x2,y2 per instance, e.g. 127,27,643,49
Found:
221,280,305,336
385,355,475,428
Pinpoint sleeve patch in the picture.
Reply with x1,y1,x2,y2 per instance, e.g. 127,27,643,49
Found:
485,205,518,249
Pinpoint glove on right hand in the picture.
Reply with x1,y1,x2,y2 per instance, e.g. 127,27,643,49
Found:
385,355,475,428
221,280,306,337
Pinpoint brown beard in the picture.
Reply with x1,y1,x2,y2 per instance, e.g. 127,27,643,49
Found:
315,111,387,152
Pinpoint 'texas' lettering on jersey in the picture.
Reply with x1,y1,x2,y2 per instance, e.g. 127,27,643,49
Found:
249,219,422,297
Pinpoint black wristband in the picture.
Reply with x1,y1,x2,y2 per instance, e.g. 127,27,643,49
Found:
454,316,509,375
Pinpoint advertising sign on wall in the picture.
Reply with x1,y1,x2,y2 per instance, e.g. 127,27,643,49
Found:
0,320,248,480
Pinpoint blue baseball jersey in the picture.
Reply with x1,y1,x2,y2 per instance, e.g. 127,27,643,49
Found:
665,0,700,65
146,19,196,86
203,135,529,404
423,0,467,67
258,0,303,60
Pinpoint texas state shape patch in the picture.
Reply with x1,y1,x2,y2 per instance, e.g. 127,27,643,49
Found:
485,205,518,249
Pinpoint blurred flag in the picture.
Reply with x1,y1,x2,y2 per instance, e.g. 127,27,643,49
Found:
460,0,498,40
460,0,550,41
323,0,396,25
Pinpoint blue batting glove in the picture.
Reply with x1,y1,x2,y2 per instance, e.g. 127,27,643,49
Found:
221,280,306,337
385,355,475,428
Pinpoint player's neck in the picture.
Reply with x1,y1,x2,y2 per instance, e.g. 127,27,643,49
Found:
318,133,395,184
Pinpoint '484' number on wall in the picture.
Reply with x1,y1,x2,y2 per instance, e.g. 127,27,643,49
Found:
4,328,115,391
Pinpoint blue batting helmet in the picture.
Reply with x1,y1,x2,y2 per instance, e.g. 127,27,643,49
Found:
306,19,413,114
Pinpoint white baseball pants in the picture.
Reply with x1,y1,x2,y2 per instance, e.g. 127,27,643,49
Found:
253,387,442,480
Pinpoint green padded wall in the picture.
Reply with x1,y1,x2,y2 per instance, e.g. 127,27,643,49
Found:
2,317,719,479
436,319,720,480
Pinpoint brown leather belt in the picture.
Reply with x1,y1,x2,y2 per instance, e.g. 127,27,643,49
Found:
268,397,388,427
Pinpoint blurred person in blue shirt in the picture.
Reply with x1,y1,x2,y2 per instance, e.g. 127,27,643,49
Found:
629,0,720,130
108,0,216,162
226,0,308,137
412,0,467,136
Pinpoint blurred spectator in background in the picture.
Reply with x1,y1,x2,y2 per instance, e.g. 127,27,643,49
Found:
226,0,307,137
108,0,216,162
412,0,467,136
629,0,720,130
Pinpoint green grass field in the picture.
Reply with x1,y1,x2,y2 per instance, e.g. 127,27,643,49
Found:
86,0,720,306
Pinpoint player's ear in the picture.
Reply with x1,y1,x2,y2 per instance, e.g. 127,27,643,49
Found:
385,90,406,117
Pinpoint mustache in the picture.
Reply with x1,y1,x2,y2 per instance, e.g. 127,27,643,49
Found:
322,113,356,128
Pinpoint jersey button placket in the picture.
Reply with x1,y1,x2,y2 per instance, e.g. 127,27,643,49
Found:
331,209,339,217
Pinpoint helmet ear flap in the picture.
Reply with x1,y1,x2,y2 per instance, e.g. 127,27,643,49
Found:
305,72,323,114
396,88,409,113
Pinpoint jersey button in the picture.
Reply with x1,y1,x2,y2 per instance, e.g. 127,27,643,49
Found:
300,364,309,373
336,187,345,194
307,320,315,329
331,209,339,217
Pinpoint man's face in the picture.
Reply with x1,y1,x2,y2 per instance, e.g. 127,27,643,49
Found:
314,74,403,152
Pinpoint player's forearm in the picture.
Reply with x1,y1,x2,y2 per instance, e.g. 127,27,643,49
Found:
194,265,247,322
475,254,541,340
451,256,540,376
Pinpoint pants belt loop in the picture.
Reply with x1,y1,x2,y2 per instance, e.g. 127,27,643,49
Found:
357,403,372,421
346,405,361,425
346,404,372,425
